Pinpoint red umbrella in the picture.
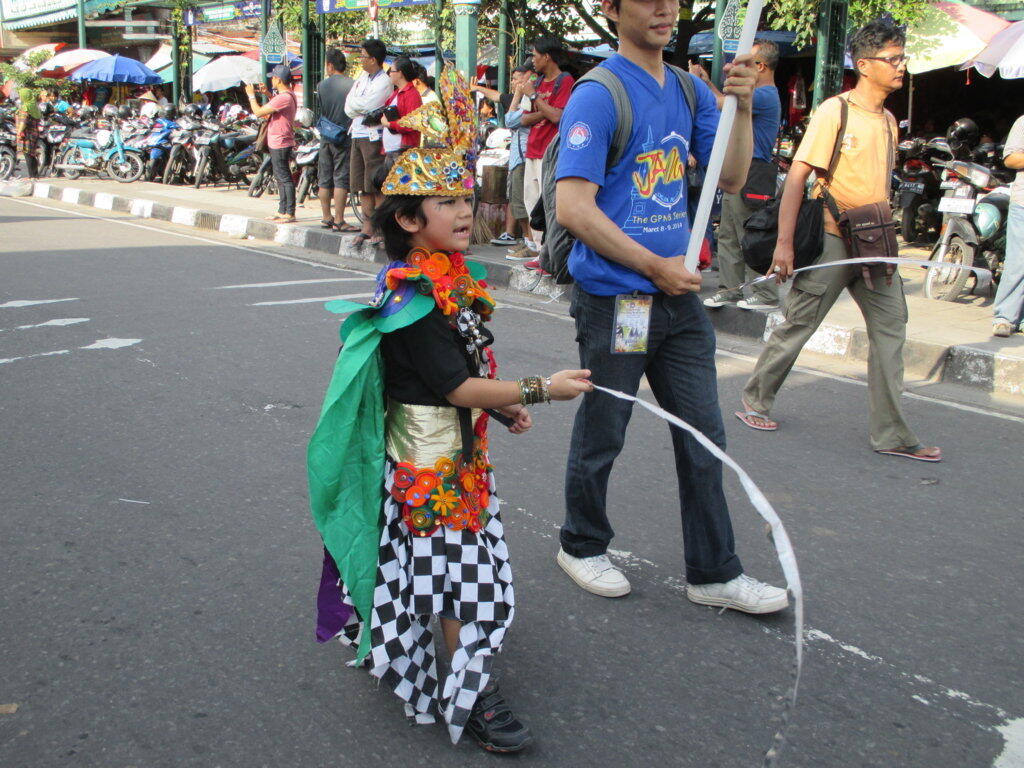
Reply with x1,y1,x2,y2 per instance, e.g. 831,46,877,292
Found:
36,48,112,78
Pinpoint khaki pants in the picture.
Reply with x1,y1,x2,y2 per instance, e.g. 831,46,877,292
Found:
523,157,543,221
717,191,779,304
742,234,919,451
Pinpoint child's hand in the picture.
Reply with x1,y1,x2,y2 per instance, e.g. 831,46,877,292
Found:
498,404,532,434
549,369,593,401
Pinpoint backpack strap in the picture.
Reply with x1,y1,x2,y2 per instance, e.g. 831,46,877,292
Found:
819,95,848,222
572,66,633,169
665,64,697,122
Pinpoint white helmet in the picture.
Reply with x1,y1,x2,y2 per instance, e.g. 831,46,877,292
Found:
296,107,314,128
101,104,118,118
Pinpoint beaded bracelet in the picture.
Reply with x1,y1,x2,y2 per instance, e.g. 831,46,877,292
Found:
517,376,550,406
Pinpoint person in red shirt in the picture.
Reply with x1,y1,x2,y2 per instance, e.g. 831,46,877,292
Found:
380,57,423,160
521,37,574,260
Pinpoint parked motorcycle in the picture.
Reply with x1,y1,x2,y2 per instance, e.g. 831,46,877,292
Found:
192,117,258,189
925,158,1010,302
294,128,321,206
897,136,951,244
142,108,177,181
0,107,16,180
162,113,201,185
55,105,146,183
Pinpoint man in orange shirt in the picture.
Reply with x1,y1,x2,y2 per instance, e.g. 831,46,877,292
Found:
737,18,941,463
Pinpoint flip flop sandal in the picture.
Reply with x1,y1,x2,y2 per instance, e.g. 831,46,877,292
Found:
320,219,335,229
734,409,778,431
335,223,361,232
875,445,942,462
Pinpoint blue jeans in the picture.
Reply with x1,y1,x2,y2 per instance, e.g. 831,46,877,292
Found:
561,286,743,585
270,146,295,217
994,202,1024,329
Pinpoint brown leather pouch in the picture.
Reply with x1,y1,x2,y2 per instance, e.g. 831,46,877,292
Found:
838,201,899,287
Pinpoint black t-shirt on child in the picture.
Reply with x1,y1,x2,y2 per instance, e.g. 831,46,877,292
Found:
382,307,494,406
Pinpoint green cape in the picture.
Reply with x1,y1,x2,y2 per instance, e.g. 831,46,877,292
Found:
306,261,487,660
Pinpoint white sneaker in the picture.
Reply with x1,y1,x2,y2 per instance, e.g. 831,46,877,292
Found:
686,574,788,614
737,298,780,312
556,549,631,598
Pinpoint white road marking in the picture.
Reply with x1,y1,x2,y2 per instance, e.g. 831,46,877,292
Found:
0,318,89,332
0,298,79,309
0,349,70,364
117,498,150,505
80,338,142,350
0,339,140,364
250,292,372,307
995,718,1024,768
214,277,373,290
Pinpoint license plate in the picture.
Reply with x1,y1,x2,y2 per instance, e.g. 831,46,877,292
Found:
940,180,959,190
900,181,925,194
938,196,976,215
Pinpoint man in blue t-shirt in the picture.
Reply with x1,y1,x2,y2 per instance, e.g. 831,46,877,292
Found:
696,39,783,310
553,0,787,615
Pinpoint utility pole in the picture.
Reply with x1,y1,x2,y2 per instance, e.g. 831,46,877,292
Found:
76,0,87,48
454,0,479,82
812,0,848,109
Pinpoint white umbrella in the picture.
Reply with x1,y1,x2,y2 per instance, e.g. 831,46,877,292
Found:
191,55,262,93
966,20,1024,79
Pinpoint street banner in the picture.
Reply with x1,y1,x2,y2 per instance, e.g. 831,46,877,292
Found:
317,0,431,14
184,1,260,26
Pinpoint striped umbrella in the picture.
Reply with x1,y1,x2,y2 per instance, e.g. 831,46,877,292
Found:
965,20,1024,79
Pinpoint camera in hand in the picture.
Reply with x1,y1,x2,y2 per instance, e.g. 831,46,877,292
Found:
364,105,401,127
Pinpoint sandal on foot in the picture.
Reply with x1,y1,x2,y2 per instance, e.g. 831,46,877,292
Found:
335,222,360,232
875,444,942,462
320,219,335,229
464,680,532,753
734,400,778,431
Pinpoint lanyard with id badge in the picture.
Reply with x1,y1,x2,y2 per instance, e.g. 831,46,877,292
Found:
611,293,652,354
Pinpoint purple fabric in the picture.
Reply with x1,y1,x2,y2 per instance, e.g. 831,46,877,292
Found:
316,548,354,643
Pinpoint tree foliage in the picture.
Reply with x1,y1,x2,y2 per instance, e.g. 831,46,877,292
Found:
0,50,72,96
768,0,931,48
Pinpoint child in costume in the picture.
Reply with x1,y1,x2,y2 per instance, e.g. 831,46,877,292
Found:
308,67,592,753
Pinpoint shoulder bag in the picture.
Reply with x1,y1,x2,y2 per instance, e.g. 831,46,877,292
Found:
741,98,848,275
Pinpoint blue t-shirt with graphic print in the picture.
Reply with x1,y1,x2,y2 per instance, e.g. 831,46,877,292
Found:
555,54,720,296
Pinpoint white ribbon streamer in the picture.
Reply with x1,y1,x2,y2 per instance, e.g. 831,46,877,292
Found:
737,256,992,292
592,384,802,765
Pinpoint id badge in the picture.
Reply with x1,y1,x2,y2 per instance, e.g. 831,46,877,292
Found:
611,294,652,354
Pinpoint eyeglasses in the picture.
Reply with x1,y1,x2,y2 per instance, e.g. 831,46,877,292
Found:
861,54,908,68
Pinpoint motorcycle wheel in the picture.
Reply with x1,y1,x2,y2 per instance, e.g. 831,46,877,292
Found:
107,152,145,183
60,146,82,180
145,156,160,182
349,191,364,223
924,234,973,302
0,146,15,180
193,153,209,189
248,165,267,198
162,146,181,185
900,201,922,243
296,168,313,207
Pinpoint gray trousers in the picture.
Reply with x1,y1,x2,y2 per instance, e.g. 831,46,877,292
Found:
717,191,779,304
742,234,919,451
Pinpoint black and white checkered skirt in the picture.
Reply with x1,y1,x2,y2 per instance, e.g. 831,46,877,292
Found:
335,460,515,743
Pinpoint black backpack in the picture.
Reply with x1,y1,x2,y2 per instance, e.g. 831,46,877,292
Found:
538,64,698,284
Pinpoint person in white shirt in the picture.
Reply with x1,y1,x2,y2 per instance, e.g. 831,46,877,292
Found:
344,38,393,243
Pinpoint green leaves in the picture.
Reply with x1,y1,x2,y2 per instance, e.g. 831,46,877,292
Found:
767,0,930,49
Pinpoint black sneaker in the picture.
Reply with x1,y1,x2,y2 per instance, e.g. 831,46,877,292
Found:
464,680,532,753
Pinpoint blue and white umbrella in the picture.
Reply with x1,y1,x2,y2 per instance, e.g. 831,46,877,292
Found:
70,54,162,85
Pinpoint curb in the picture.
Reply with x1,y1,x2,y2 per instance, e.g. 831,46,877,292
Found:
22,181,1023,399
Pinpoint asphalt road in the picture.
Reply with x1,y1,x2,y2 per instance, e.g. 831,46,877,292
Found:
1,196,1021,768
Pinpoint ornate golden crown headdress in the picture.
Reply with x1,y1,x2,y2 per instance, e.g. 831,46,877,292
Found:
382,65,478,197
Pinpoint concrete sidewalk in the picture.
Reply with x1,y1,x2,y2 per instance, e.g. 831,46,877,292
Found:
6,176,1022,399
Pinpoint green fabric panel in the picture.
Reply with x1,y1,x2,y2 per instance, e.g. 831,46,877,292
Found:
371,292,434,333
307,315,385,661
467,260,487,282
